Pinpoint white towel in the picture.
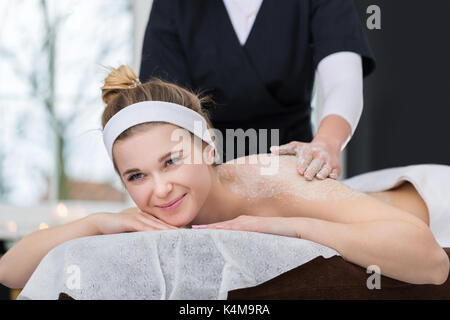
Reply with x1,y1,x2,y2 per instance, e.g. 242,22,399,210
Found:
18,230,337,300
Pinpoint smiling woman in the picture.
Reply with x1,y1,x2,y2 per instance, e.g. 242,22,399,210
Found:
97,65,449,285
111,122,218,227
0,65,448,291
99,66,231,227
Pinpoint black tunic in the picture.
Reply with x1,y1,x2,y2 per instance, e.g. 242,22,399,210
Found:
140,0,376,162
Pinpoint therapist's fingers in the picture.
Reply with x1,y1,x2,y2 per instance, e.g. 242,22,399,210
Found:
316,164,332,180
270,141,303,155
304,158,324,181
329,168,340,180
296,146,313,174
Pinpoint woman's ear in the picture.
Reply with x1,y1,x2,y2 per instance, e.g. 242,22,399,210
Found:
204,145,216,165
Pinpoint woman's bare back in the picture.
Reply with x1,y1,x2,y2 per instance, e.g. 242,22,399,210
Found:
219,154,430,226
368,182,430,226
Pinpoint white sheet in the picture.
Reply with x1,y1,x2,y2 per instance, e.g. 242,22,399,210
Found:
18,230,337,300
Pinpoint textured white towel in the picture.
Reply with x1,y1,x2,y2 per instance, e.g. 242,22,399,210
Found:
18,164,450,300
18,230,337,300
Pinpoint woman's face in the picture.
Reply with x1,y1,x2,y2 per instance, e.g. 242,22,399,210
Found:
113,123,215,227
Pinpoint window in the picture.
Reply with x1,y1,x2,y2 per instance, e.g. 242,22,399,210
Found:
0,0,134,205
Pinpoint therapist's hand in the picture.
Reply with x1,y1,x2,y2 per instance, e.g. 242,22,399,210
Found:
270,138,341,180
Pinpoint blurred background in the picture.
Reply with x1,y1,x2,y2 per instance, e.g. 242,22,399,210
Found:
348,0,450,176
0,0,153,300
1,0,449,300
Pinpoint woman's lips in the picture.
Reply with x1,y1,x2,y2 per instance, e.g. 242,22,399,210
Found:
157,194,186,211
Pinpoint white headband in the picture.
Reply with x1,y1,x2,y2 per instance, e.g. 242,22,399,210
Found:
103,101,215,160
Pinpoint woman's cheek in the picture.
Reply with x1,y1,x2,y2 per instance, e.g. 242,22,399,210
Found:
177,166,211,211
126,184,148,208
186,165,211,191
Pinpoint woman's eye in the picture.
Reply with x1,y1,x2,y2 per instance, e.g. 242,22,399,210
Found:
128,173,144,182
127,156,182,182
166,156,182,166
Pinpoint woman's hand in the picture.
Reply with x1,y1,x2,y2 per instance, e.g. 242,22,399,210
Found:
270,138,341,180
91,210,178,235
192,215,301,238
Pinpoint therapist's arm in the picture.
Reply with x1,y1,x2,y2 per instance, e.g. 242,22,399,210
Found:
309,51,363,179
314,51,363,153
312,114,352,164
271,51,363,180
139,0,193,88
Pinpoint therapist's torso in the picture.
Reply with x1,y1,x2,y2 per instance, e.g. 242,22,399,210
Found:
140,0,372,161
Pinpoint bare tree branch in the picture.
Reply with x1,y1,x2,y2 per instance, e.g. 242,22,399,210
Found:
1,0,134,201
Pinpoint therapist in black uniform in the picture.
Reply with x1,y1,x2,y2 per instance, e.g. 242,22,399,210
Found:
139,0,376,180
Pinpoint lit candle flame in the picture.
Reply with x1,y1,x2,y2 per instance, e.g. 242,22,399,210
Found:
56,202,69,218
39,222,49,230
7,221,17,233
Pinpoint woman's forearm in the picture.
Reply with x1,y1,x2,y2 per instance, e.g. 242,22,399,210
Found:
292,217,449,285
0,214,101,289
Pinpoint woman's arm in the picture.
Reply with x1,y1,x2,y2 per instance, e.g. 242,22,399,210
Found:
200,214,449,285
276,177,449,284
0,215,100,289
200,165,449,285
0,210,177,289
290,216,449,285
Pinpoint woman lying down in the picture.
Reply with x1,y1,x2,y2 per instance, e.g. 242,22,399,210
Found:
0,65,448,290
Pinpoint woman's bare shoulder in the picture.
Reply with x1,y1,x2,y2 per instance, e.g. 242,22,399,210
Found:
218,154,429,228
218,153,362,205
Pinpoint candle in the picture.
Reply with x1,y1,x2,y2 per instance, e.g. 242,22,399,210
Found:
6,220,17,233
39,222,49,230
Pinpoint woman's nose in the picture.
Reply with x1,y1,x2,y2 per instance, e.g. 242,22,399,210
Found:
153,176,173,196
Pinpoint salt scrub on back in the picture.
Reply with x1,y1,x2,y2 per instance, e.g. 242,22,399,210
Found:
217,154,362,203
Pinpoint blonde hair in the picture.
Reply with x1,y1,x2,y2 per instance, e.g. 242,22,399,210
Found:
101,65,217,175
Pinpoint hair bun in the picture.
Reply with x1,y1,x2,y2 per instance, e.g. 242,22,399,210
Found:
101,65,141,105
